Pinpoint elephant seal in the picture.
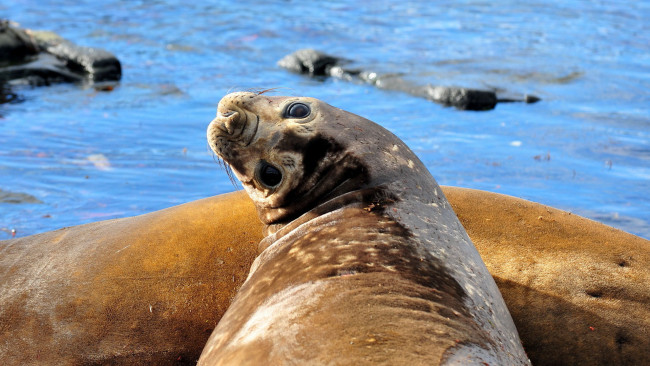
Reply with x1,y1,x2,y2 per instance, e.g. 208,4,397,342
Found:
448,188,650,366
199,92,530,365
2,189,647,365
0,192,260,365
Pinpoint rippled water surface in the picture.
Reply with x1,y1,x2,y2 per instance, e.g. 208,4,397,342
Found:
1,1,649,239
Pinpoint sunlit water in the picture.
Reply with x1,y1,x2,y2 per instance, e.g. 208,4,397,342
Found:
1,0,648,239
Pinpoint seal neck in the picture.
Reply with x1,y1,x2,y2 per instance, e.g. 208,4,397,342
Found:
258,185,397,252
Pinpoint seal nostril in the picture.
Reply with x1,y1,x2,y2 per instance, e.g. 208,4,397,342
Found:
218,111,240,135
586,290,603,298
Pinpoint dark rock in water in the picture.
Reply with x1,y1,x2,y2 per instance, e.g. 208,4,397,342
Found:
0,20,121,90
278,48,540,111
525,94,541,104
424,85,498,111
327,65,361,81
0,53,83,86
277,48,343,76
0,189,43,204
359,72,500,111
0,20,39,66
498,94,541,104
31,30,121,82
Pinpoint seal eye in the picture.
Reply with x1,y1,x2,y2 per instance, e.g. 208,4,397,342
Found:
256,161,282,188
285,102,310,119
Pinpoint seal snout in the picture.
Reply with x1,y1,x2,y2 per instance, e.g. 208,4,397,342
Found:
212,109,240,136
207,97,260,161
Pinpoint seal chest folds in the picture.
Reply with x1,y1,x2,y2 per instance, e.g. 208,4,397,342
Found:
200,92,530,365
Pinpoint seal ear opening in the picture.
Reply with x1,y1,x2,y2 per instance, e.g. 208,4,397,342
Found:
256,161,283,189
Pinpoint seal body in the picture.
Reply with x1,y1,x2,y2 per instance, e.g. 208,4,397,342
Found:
3,189,648,365
0,192,260,365
199,92,529,365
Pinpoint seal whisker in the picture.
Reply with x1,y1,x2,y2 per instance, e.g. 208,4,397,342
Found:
208,144,239,187
220,161,238,187
255,87,282,95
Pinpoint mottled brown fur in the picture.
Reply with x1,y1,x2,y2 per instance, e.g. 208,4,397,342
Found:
200,92,529,365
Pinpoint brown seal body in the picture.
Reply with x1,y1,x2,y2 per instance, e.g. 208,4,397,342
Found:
199,92,530,365
1,189,648,365
447,187,650,366
0,192,260,365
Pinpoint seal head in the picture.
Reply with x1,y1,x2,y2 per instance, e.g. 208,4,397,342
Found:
208,92,374,232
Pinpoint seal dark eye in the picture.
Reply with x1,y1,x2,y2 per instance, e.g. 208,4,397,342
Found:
256,161,283,188
285,102,310,119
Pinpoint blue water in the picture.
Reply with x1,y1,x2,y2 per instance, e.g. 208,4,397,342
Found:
1,1,649,239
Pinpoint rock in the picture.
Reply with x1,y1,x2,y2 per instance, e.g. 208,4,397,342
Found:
327,65,360,81
30,30,121,82
277,48,343,76
0,20,39,66
424,85,498,111
0,53,83,86
0,20,121,89
497,93,542,104
0,189,42,204
278,48,540,111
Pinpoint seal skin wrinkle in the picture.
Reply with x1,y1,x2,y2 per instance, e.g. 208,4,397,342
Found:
200,92,531,365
